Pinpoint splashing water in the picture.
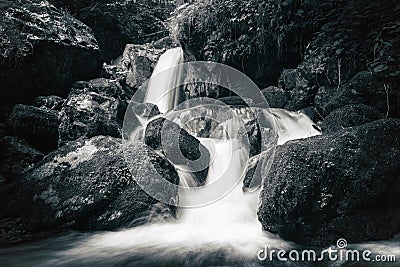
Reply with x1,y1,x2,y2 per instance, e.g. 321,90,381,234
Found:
0,48,325,266
268,108,321,145
44,138,291,266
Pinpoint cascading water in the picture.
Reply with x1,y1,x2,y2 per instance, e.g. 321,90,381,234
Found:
144,47,184,114
0,48,324,266
268,108,321,145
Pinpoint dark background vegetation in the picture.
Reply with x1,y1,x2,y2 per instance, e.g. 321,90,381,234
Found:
0,0,399,250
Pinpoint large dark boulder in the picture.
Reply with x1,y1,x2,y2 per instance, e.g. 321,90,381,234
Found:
258,119,400,246
14,136,178,232
145,118,210,186
0,137,44,183
77,1,172,61
6,104,60,152
321,104,383,134
0,0,101,105
58,78,131,146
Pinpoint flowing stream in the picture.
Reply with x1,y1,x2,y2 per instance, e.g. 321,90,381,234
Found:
3,48,395,266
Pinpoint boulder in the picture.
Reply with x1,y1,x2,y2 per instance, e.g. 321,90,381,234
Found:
102,39,178,90
145,118,210,186
261,86,291,108
324,71,397,116
77,1,171,61
58,78,131,146
244,118,261,158
6,104,60,152
321,104,383,134
0,0,101,105
34,96,64,111
258,119,400,246
16,136,179,232
0,137,44,182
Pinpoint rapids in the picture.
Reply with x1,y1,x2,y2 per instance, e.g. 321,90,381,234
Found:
4,47,394,267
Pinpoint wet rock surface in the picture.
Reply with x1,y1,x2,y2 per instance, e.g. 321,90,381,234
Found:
58,78,131,146
258,119,400,246
242,155,262,190
14,136,179,232
244,118,262,158
145,118,210,186
6,104,60,153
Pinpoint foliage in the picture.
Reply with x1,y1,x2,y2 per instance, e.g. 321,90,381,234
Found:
49,0,176,20
73,0,176,60
298,0,400,83
173,0,399,86
173,0,343,63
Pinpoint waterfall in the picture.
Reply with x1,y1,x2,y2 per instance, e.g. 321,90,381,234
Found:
45,48,321,264
144,47,184,113
0,48,323,266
